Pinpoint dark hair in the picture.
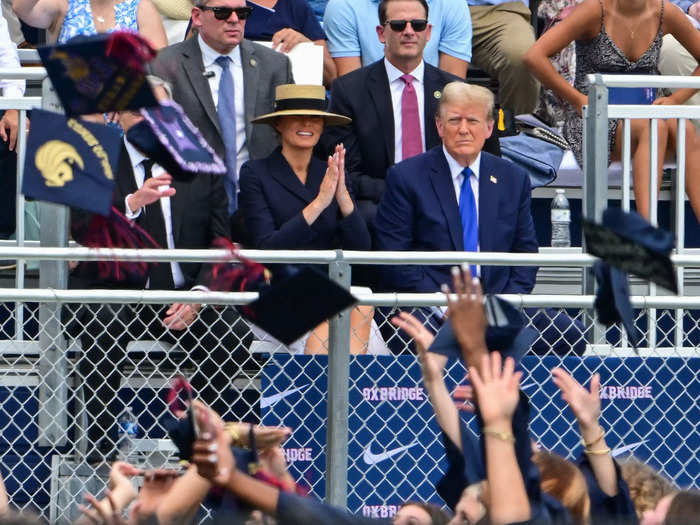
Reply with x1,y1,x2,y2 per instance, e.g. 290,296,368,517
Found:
399,502,450,525
665,491,700,525
378,0,429,25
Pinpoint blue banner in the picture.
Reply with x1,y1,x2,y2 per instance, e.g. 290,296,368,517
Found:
261,355,699,518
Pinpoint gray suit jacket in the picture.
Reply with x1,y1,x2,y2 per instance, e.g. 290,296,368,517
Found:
150,37,293,161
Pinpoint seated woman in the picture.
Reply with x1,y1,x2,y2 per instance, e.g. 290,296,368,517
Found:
524,0,700,221
239,84,373,355
13,0,167,47
243,0,336,86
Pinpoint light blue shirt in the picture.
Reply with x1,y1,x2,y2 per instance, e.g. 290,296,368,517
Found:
323,0,472,66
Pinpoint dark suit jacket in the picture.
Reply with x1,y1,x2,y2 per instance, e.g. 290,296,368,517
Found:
239,148,371,251
374,146,538,294
320,59,462,225
69,143,229,290
150,37,293,163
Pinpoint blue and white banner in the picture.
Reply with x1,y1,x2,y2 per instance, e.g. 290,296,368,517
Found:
261,355,699,517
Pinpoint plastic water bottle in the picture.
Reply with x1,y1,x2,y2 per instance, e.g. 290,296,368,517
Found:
117,407,139,463
551,189,571,247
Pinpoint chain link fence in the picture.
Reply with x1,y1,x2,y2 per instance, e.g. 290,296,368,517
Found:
1,280,697,522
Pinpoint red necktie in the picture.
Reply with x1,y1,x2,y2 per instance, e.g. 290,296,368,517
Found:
400,74,422,160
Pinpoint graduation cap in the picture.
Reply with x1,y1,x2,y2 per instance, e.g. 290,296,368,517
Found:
22,109,120,216
428,295,538,364
592,260,641,349
583,207,677,293
38,31,158,116
125,100,227,181
242,267,357,345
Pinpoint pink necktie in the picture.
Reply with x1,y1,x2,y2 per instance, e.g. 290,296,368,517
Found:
400,74,422,160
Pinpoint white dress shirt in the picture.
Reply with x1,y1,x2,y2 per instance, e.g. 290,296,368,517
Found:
443,145,481,274
199,34,248,186
0,15,23,98
123,139,185,289
385,58,425,163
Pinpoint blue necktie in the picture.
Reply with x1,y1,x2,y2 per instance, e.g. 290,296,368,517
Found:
459,167,478,277
215,55,238,216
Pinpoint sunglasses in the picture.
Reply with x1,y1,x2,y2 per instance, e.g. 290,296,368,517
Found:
199,5,253,20
384,18,428,32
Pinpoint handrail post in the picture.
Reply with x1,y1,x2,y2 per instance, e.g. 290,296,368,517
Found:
583,75,609,347
37,79,69,447
325,250,351,508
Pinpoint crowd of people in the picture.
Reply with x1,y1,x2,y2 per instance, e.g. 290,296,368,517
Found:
0,0,698,520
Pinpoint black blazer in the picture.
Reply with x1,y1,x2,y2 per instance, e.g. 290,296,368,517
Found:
69,143,230,290
319,59,462,225
238,148,371,251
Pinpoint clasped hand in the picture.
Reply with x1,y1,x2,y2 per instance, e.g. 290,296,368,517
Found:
315,144,354,216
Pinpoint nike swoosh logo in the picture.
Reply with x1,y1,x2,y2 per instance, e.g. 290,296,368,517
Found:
362,441,419,465
612,440,646,458
260,384,309,409
521,382,537,391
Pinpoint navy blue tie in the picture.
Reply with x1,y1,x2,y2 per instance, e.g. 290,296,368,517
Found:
215,55,238,216
459,167,478,277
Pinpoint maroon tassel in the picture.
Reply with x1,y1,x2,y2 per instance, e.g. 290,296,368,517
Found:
166,375,193,418
206,238,270,294
105,31,157,74
73,206,161,282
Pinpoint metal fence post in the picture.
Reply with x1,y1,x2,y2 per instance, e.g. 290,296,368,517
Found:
583,75,609,347
37,78,69,446
326,250,352,508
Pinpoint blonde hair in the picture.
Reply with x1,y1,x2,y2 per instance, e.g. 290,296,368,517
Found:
619,458,676,520
533,450,590,525
437,82,495,122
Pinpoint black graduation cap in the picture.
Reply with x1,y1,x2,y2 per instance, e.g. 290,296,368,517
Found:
38,31,158,116
428,295,538,364
583,207,677,293
22,109,120,216
593,260,641,348
242,267,358,345
125,100,227,181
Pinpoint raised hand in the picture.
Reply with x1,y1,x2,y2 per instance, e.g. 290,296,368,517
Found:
551,368,601,432
333,144,354,217
127,173,176,213
108,461,142,499
224,422,292,450
317,155,340,209
190,403,234,486
133,469,179,521
469,353,522,428
391,311,446,386
79,491,128,525
443,265,488,370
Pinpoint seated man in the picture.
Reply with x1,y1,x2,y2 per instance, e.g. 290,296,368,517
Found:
64,108,252,460
374,81,538,296
320,0,467,228
467,0,540,114
323,0,471,78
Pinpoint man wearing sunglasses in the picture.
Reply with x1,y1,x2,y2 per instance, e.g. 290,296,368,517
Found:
323,0,471,78
150,0,293,240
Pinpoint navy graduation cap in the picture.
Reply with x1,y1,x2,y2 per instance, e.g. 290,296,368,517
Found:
593,260,641,348
22,109,120,216
583,207,677,293
429,295,538,364
38,31,158,116
126,100,227,181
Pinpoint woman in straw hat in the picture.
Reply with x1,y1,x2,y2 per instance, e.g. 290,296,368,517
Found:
239,84,375,354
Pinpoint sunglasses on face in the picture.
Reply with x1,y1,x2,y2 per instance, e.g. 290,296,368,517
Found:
384,18,428,32
199,5,253,20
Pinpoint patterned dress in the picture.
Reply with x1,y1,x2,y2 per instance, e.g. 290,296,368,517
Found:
58,0,139,43
563,0,664,165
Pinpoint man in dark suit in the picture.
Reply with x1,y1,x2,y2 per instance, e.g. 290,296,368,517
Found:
375,81,538,297
320,0,500,228
65,109,252,459
149,0,293,239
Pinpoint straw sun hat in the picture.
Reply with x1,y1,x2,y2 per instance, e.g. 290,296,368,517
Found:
251,84,351,126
